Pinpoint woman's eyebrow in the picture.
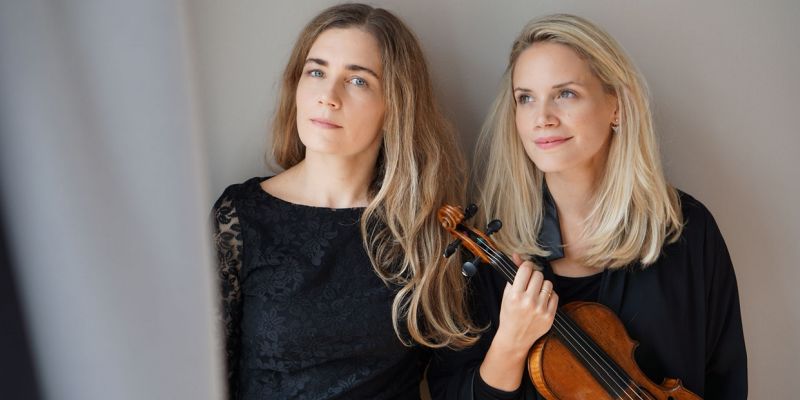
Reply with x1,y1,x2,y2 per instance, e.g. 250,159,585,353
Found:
552,80,585,89
346,64,380,79
513,81,584,93
305,58,380,79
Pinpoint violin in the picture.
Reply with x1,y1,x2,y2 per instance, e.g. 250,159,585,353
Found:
438,204,702,400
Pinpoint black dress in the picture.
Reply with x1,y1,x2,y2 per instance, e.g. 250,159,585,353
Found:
212,177,427,400
427,190,747,400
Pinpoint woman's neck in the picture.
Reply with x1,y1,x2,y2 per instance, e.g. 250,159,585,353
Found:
265,154,377,208
545,167,600,223
544,167,604,276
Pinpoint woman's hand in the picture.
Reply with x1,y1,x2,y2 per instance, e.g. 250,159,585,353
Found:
478,254,558,392
495,254,558,352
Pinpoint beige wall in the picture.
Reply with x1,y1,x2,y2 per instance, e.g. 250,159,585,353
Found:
189,1,800,397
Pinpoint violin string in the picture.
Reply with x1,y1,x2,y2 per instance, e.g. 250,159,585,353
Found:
550,315,633,399
474,238,521,286
537,266,654,398
553,314,651,400
556,313,655,400
479,242,646,400
471,237,516,284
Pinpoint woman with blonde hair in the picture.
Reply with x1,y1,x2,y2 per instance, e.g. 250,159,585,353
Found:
428,14,746,399
211,3,479,399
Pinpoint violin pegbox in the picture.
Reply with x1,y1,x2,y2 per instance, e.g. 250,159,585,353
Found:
437,204,504,277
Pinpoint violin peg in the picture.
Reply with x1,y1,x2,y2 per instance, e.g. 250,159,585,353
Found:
461,257,480,277
444,239,462,258
485,219,502,236
463,204,478,220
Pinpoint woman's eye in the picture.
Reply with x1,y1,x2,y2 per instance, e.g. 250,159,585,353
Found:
349,77,367,87
517,94,533,104
558,89,576,99
309,69,324,78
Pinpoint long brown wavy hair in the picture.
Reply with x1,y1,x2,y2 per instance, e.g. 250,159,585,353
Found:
270,3,479,348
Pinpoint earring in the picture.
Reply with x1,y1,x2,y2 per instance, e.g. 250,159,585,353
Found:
611,119,620,133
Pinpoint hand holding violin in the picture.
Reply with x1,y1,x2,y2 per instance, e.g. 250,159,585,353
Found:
438,204,702,400
481,257,558,391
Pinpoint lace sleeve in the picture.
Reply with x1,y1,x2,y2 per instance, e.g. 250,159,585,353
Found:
211,193,243,400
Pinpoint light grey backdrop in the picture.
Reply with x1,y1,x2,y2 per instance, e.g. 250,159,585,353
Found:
190,1,800,398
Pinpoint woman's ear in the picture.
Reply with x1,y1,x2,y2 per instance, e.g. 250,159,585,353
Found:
610,97,620,126
610,102,620,133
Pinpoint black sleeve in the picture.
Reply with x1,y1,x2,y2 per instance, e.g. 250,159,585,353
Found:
700,207,748,399
426,267,524,400
211,189,244,400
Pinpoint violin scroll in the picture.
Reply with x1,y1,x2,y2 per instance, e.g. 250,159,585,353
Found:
437,204,468,231
437,204,505,276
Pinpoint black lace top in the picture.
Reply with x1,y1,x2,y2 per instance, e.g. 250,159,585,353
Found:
211,177,427,400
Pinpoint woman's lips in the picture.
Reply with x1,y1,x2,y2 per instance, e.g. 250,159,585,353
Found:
534,136,572,149
310,118,342,129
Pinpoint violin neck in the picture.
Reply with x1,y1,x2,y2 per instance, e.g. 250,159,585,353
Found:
486,250,519,286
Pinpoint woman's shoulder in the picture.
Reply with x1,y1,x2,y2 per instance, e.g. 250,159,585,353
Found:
676,189,718,231
673,188,728,253
210,177,269,230
212,176,267,209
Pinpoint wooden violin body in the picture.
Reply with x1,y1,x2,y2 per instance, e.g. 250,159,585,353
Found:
529,301,700,400
437,204,702,400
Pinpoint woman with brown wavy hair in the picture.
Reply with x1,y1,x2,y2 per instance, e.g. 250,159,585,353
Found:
211,3,479,399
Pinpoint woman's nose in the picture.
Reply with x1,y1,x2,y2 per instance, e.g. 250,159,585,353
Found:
533,101,558,129
317,83,341,110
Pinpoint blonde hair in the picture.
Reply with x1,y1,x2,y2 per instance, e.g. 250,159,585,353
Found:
271,3,478,348
477,14,683,269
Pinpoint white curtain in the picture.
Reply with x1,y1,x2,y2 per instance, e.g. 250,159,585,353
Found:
0,1,223,399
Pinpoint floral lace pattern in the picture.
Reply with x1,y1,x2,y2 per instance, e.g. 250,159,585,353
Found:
212,193,243,398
